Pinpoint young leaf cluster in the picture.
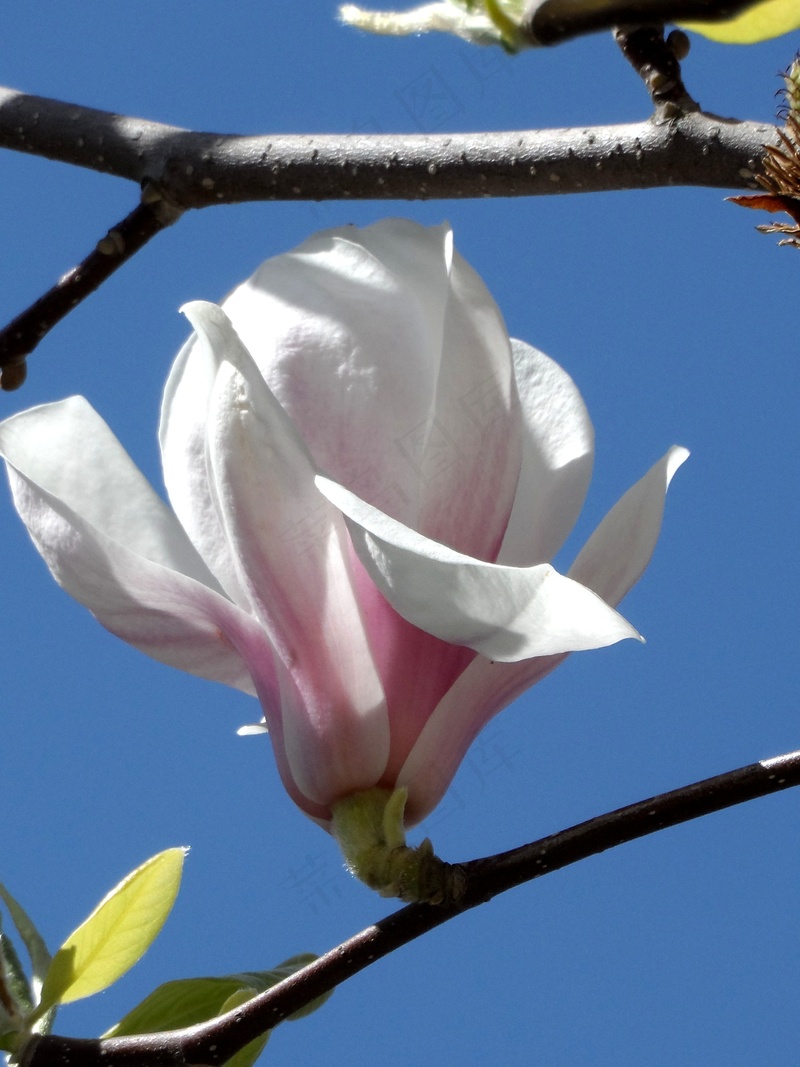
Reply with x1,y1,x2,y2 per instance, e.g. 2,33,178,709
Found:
0,849,185,1061
0,851,330,1067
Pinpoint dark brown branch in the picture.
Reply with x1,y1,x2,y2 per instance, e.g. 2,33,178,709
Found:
615,25,696,118
0,192,183,391
21,749,800,1067
527,0,763,46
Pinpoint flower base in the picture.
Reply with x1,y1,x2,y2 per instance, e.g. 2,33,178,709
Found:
331,788,466,905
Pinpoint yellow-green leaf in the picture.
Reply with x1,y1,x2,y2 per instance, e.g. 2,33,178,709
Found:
682,0,800,42
102,976,251,1037
103,955,330,1039
37,848,186,1013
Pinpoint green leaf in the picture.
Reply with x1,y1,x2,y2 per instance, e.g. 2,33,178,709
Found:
215,989,269,1067
206,955,332,1022
36,848,186,1015
255,954,333,1022
103,976,254,1037
0,883,52,1001
682,0,800,42
105,952,331,1066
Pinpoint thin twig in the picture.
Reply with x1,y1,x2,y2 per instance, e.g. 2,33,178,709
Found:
0,191,183,389
615,25,697,120
21,749,800,1067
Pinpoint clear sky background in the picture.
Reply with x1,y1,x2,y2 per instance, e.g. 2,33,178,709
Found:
1,4,798,1065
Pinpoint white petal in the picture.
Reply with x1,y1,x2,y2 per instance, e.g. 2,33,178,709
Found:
499,340,594,565
204,327,390,804
569,446,690,605
412,231,520,558
316,474,640,662
0,398,216,583
0,399,261,692
218,221,451,525
159,302,251,607
218,220,520,559
237,720,269,736
399,445,690,822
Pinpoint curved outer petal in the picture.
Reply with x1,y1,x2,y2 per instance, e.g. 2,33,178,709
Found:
202,219,522,562
499,340,594,566
398,654,563,827
0,398,263,694
316,474,640,661
567,445,690,602
397,445,688,826
195,302,390,806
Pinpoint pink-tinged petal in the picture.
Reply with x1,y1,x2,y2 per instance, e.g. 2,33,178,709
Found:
219,220,520,559
317,474,640,661
0,399,264,694
568,446,690,604
248,666,341,826
203,314,389,805
398,445,689,825
397,653,564,826
499,340,594,565
349,563,477,787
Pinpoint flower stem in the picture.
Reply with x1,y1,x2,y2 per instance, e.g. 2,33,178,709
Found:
331,787,466,905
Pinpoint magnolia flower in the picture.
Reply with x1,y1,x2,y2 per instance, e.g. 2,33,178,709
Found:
0,220,685,838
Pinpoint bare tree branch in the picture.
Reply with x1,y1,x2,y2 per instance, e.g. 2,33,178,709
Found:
0,85,775,384
0,87,775,206
20,749,800,1067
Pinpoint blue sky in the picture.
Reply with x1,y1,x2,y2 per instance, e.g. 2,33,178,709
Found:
1,3,798,1065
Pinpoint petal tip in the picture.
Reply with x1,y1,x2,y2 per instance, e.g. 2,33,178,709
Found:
666,445,691,482
179,300,229,334
237,720,269,736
